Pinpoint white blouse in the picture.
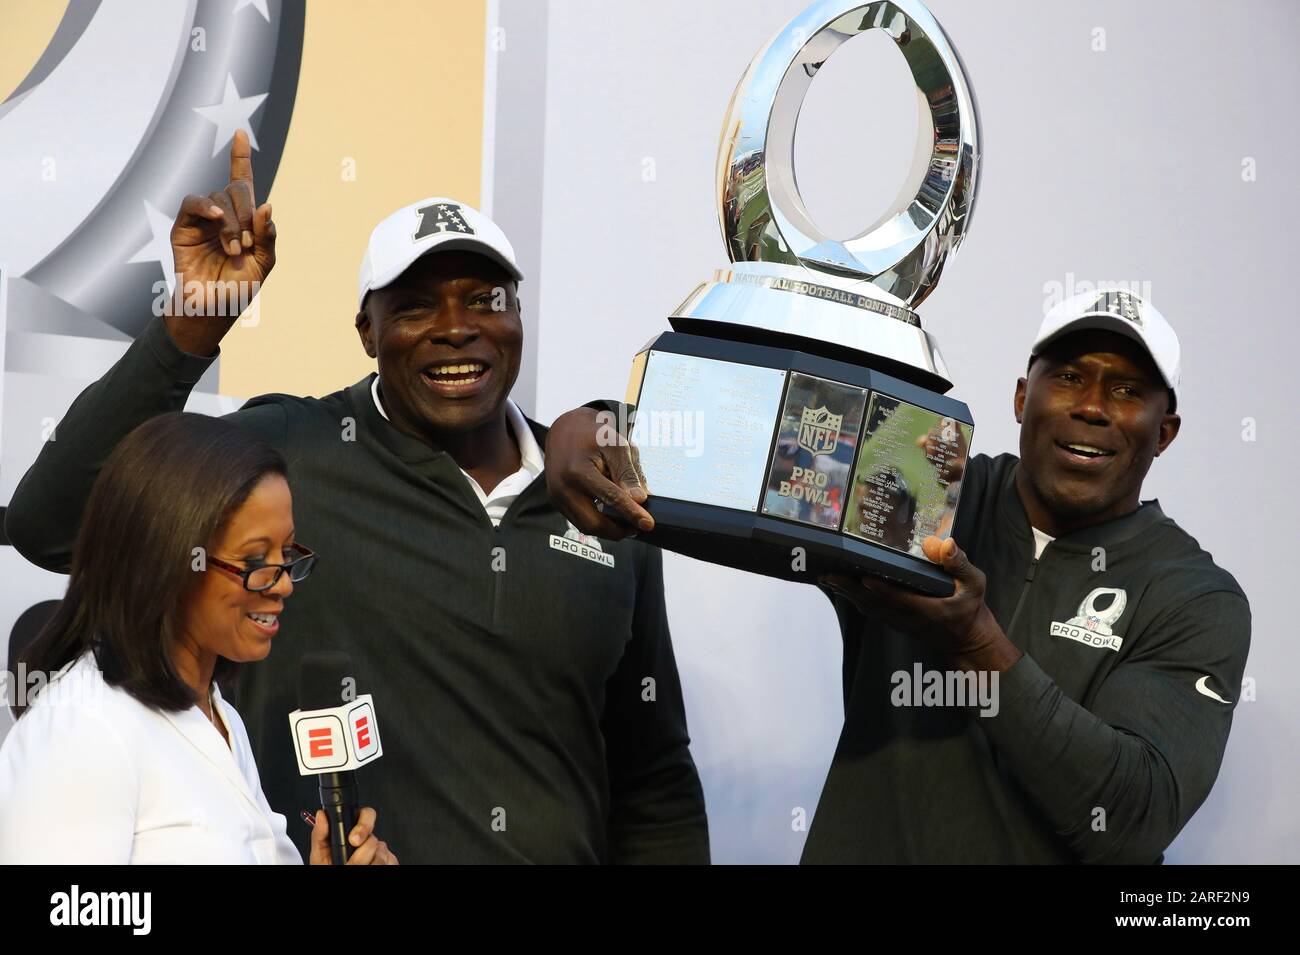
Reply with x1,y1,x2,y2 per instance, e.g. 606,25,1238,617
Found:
0,653,302,864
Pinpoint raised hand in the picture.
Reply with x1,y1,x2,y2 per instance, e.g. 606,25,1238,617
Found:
164,128,276,355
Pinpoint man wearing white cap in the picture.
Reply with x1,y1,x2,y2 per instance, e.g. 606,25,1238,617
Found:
548,286,1250,863
6,132,709,864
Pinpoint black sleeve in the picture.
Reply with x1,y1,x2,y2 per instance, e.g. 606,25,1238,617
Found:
582,398,630,416
4,317,287,573
980,589,1251,864
600,544,710,863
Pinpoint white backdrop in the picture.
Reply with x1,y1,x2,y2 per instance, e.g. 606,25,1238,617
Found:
529,0,1299,863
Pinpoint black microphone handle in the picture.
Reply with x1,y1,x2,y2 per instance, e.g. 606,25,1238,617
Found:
318,770,359,865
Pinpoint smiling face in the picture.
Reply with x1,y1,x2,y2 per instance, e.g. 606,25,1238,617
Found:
355,250,522,438
1014,329,1180,535
177,473,296,668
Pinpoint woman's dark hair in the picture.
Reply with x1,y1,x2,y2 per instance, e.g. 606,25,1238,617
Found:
15,413,287,717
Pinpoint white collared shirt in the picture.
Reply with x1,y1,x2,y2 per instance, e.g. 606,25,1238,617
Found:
0,653,302,864
371,376,544,526
1032,526,1055,559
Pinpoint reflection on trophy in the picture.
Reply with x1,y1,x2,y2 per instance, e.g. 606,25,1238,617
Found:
624,0,980,596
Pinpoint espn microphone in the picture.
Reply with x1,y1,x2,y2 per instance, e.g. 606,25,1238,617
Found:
290,652,383,865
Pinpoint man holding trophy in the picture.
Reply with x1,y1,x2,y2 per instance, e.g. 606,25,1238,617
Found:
545,0,1250,863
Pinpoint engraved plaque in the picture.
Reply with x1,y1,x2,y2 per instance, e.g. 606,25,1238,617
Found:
632,351,787,511
761,372,867,530
843,393,973,554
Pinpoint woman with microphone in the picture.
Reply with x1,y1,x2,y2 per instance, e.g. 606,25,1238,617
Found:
0,412,396,864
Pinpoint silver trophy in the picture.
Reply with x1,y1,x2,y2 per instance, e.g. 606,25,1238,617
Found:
625,0,979,595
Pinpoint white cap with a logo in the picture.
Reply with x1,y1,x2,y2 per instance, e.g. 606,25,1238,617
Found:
357,197,524,308
1032,288,1181,408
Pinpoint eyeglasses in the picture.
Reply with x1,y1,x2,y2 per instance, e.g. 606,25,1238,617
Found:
207,543,318,592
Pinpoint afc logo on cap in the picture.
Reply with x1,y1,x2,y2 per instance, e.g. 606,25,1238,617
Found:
413,202,474,241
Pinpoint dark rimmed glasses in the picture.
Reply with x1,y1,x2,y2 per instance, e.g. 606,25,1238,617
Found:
207,543,318,592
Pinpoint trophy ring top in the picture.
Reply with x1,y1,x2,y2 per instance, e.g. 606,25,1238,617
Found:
717,0,981,312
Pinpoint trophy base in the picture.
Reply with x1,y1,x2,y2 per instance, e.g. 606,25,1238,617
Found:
642,497,957,597
625,331,974,598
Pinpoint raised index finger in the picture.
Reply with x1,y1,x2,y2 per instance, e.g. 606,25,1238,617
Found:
229,128,255,187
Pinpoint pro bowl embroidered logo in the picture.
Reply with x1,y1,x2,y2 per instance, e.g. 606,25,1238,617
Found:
549,521,615,568
1049,587,1127,652
797,406,842,455
413,202,474,241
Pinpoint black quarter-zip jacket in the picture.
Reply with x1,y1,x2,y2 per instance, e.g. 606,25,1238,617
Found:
802,452,1251,864
4,318,709,864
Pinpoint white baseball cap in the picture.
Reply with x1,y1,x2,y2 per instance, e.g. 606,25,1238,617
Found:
357,197,524,308
1032,288,1181,409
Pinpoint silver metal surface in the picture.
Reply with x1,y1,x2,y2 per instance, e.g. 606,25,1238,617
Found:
670,261,952,383
631,352,788,512
717,0,980,308
717,262,920,326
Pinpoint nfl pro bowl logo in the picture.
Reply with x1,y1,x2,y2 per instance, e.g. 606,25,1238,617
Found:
762,373,868,530
549,521,615,568
1050,587,1128,652
798,406,843,455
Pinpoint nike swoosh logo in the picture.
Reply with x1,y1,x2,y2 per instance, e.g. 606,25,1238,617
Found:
1195,675,1231,704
